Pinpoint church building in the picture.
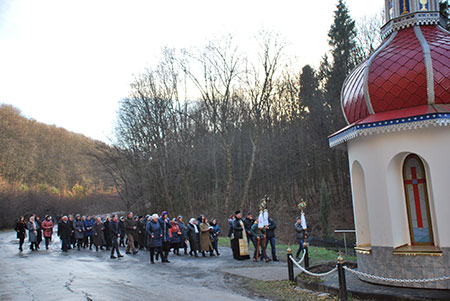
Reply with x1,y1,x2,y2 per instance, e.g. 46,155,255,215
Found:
329,0,450,289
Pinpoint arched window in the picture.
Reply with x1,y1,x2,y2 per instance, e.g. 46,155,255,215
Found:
402,154,433,245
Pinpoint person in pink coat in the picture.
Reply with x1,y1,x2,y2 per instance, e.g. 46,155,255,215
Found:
41,215,54,250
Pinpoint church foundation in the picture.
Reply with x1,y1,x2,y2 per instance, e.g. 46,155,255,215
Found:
356,247,450,289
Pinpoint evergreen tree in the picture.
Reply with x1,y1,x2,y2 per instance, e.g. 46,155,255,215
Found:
322,0,359,131
300,65,322,117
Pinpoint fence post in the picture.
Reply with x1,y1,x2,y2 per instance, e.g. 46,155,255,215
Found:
304,242,310,269
287,248,294,282
337,254,347,301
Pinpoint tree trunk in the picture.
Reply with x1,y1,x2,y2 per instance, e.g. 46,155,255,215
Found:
240,135,258,211
224,142,233,215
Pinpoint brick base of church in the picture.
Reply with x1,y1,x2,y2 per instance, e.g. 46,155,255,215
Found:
356,246,450,289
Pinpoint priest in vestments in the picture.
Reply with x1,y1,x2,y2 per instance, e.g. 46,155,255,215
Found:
231,210,250,260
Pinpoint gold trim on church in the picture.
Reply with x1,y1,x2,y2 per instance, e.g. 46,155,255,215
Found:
355,244,372,255
393,244,442,256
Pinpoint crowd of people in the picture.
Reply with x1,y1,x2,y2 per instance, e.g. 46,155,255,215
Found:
15,212,221,263
14,210,306,264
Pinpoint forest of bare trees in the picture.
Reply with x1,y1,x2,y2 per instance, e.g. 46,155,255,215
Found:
97,1,386,242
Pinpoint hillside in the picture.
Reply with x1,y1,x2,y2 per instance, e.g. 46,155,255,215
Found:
0,104,122,228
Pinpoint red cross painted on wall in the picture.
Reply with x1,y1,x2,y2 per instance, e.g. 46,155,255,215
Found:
404,166,425,228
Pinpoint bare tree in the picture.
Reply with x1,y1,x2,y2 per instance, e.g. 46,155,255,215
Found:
355,12,384,61
180,36,243,215
240,31,285,211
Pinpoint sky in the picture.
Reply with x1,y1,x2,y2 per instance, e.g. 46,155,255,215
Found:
0,0,384,143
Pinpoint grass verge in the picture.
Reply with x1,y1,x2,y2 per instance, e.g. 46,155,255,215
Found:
243,279,337,300
218,237,356,265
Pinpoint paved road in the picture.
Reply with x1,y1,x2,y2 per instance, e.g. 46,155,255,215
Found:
0,231,270,301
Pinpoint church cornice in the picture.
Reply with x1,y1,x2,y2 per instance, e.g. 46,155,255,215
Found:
381,11,446,39
329,113,450,148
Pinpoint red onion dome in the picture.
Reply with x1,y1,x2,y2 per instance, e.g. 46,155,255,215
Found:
342,24,450,125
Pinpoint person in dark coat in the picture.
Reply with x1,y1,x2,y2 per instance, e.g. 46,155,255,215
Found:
124,212,138,255
41,215,54,250
186,218,200,257
231,210,250,260
137,216,146,250
83,215,94,250
68,215,76,249
103,216,112,250
73,214,85,251
133,216,139,249
176,216,188,255
251,219,270,262
109,215,123,259
145,214,163,264
119,216,126,247
93,217,106,251
264,216,279,261
243,212,256,249
159,211,172,263
210,218,221,256
294,217,307,259
15,216,27,252
169,218,182,255
59,216,72,252
227,213,236,258
35,216,42,250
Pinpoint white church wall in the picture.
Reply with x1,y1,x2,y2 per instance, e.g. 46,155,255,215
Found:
350,160,371,246
348,137,393,247
347,125,450,248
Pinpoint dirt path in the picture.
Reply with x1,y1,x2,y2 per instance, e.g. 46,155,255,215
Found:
0,230,281,301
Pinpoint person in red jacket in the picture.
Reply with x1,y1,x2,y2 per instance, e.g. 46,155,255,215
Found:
41,215,54,250
169,219,182,255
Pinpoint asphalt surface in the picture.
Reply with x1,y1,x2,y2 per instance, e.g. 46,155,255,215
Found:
0,230,271,301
